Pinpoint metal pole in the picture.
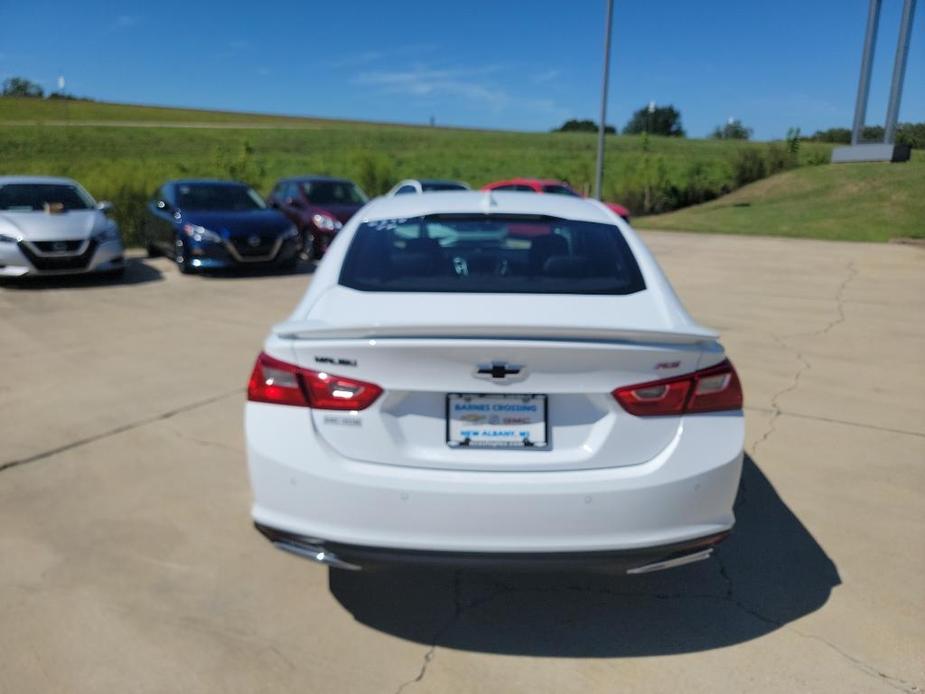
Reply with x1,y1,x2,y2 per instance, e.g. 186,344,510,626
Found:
594,0,614,200
884,0,916,144
851,0,881,145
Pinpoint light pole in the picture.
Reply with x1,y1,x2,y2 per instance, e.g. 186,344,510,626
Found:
594,0,614,200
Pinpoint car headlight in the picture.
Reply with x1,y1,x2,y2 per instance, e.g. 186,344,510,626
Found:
312,214,342,232
281,225,299,240
93,225,121,243
182,224,223,243
0,232,19,243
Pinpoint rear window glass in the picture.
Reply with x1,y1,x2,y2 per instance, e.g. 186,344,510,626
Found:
542,184,580,196
420,182,467,192
339,215,645,295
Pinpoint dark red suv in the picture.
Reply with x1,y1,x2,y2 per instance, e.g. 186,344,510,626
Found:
267,176,368,259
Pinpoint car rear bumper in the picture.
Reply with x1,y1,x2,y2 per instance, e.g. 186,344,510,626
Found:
255,521,731,572
0,239,125,277
246,403,744,558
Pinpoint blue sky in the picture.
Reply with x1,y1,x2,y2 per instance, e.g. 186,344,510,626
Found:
1,0,922,139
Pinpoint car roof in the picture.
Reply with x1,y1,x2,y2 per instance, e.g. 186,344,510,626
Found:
167,179,249,187
0,176,81,186
489,178,569,186
277,175,356,185
362,191,614,224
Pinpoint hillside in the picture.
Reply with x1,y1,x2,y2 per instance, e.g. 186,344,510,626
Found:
0,96,347,127
637,152,925,242
0,97,836,244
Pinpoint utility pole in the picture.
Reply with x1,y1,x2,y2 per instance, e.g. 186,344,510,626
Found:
594,0,614,200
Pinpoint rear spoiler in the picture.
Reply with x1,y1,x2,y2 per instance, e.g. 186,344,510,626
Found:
273,321,718,345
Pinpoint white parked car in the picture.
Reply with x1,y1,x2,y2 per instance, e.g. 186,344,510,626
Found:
0,176,125,278
385,178,470,196
246,191,744,573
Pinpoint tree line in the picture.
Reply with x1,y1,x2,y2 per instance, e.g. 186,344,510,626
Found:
554,103,923,149
2,76,85,101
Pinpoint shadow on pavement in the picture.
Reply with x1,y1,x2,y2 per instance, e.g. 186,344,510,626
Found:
198,259,316,280
330,455,840,657
0,257,163,290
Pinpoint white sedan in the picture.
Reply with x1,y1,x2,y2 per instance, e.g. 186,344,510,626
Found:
385,178,470,196
245,191,744,573
0,176,125,278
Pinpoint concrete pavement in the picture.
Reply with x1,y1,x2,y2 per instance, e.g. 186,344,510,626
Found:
1,232,923,693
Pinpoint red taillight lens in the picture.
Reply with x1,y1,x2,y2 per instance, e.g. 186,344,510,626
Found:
301,369,382,410
247,352,382,410
248,352,309,407
613,359,743,417
686,360,743,413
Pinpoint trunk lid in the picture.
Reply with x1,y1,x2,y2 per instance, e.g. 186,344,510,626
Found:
277,289,716,472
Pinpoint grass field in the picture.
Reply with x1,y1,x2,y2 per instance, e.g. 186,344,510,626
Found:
0,97,843,245
637,152,925,242
11,97,918,245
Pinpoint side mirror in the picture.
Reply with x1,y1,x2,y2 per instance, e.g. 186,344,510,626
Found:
97,200,114,213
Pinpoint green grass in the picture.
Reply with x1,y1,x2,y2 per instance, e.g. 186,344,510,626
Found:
637,151,925,242
1,97,840,245
0,95,346,125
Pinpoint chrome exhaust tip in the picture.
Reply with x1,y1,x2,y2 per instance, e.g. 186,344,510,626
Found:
626,548,714,575
272,540,362,571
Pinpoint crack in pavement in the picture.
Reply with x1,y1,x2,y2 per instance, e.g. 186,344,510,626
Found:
395,560,920,694
744,406,925,439
394,571,464,694
752,261,858,457
0,388,245,473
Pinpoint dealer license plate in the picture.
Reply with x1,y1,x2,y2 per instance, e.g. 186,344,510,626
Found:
446,393,548,449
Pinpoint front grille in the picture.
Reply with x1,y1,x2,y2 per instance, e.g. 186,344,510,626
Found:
18,239,97,271
228,235,280,261
32,239,84,253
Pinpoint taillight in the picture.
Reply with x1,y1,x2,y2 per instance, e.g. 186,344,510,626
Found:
247,352,382,410
613,359,743,416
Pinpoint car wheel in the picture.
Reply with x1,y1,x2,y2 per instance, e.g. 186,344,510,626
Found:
146,242,162,258
312,233,327,260
174,235,195,275
299,229,314,261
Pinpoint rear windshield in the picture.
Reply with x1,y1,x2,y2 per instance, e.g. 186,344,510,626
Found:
542,184,580,197
176,184,266,211
302,181,367,205
339,215,645,295
0,183,94,211
420,182,467,192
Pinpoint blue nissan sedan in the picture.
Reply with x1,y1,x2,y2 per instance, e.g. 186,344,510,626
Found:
143,179,301,274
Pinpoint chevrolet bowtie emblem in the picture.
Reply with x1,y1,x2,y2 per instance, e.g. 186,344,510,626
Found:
474,362,525,382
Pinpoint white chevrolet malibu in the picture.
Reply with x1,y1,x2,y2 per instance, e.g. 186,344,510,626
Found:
245,191,744,573
0,176,125,278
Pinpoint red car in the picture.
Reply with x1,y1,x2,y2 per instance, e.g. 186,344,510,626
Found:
267,176,369,259
481,178,630,221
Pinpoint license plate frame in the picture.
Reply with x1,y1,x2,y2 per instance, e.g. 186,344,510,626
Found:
446,393,548,449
